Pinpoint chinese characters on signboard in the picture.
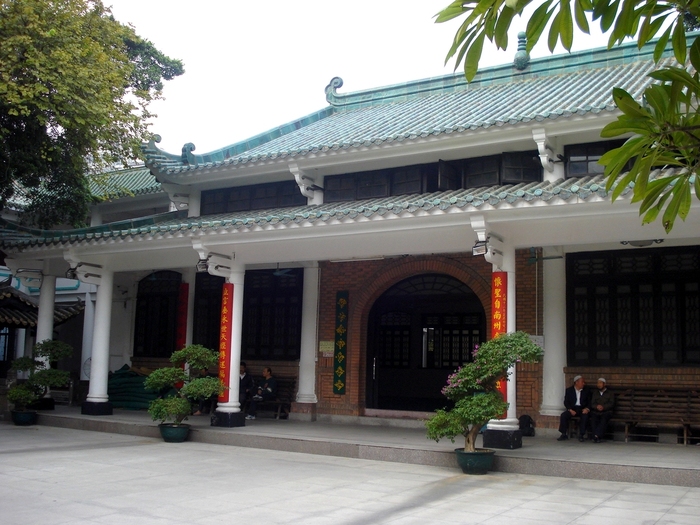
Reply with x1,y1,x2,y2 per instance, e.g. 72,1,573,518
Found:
333,291,348,395
491,272,508,412
218,283,233,403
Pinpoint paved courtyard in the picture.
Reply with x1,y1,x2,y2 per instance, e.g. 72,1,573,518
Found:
1,423,698,525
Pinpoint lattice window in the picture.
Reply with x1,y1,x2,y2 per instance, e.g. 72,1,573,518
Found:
241,269,303,361
567,247,700,366
133,271,182,358
378,311,411,368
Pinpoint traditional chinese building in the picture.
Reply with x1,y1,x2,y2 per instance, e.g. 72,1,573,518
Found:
2,37,699,430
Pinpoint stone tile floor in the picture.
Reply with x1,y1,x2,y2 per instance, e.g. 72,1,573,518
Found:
1,423,698,525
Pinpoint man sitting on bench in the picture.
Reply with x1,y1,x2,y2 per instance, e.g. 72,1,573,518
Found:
558,375,591,442
589,378,614,443
245,367,277,420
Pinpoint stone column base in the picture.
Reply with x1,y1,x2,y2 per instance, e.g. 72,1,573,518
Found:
290,402,317,422
483,429,522,449
211,410,245,427
81,401,113,416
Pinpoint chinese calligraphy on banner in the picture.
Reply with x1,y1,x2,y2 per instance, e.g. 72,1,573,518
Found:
491,272,508,412
218,283,233,403
333,291,348,395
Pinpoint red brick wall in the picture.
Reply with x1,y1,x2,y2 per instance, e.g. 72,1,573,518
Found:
564,367,700,390
515,248,544,419
315,250,544,416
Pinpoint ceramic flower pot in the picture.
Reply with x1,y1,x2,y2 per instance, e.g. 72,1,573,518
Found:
454,448,495,475
158,423,190,443
11,410,38,426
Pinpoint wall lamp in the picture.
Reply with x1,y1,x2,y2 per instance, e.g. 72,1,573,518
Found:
620,239,664,248
196,258,208,273
472,240,488,256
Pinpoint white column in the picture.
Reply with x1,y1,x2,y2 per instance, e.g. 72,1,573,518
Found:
487,243,520,431
13,329,27,379
36,274,56,343
216,266,244,414
80,291,95,381
540,247,567,415
182,267,196,346
14,328,26,360
85,269,113,405
297,263,319,403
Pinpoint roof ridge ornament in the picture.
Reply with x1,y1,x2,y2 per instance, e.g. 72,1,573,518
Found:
182,143,196,166
513,32,530,71
325,77,344,105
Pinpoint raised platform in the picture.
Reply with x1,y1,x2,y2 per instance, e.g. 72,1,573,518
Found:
22,406,700,487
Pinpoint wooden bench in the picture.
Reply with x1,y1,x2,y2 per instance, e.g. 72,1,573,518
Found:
246,377,296,419
613,388,700,445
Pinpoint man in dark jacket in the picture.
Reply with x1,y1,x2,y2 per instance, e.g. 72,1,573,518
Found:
589,378,614,443
239,362,254,405
558,375,592,441
245,367,277,420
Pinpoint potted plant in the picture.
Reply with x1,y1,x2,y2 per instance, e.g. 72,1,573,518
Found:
425,331,543,474
144,344,223,442
7,340,74,425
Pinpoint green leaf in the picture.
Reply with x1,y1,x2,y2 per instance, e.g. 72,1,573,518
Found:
639,177,673,214
600,0,620,32
639,11,661,47
653,26,672,62
559,0,575,50
644,84,670,116
672,17,687,64
526,0,555,52
600,118,652,137
464,32,486,82
494,7,516,50
678,178,692,221
548,11,562,51
435,2,469,23
661,182,686,232
630,155,654,202
691,39,700,73
611,87,648,118
574,0,590,33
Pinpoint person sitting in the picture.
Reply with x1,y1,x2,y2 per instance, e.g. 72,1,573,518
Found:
589,378,614,443
557,375,592,442
245,367,277,420
239,361,254,405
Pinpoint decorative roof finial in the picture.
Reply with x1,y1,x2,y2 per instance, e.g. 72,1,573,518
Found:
514,32,530,71
325,77,344,105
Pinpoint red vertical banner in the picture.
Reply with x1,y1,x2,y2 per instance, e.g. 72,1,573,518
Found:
218,283,233,403
491,272,507,338
491,272,508,413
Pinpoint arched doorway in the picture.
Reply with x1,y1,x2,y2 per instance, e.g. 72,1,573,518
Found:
366,273,486,411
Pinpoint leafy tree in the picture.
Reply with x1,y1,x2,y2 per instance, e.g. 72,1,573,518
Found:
436,0,700,232
0,0,183,227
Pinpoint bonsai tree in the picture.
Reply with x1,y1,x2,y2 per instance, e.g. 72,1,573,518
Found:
426,331,543,452
144,344,223,425
7,340,73,411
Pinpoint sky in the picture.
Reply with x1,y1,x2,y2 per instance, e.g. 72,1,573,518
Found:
107,0,608,156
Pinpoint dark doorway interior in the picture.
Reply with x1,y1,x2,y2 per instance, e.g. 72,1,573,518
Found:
366,273,485,412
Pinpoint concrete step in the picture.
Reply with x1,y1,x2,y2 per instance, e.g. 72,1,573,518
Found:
32,408,700,487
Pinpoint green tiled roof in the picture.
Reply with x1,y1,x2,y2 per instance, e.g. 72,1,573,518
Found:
89,166,161,199
143,36,684,176
1,170,676,249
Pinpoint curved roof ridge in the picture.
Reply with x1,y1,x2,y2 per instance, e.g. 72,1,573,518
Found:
142,106,335,171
